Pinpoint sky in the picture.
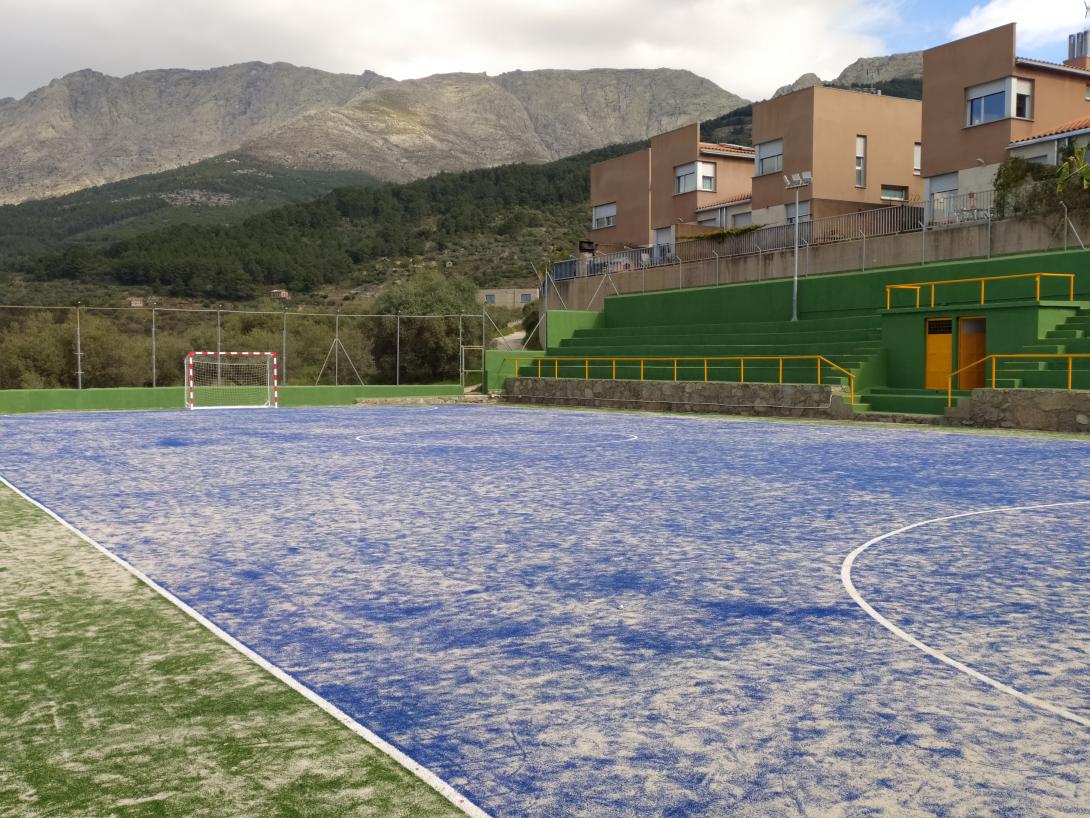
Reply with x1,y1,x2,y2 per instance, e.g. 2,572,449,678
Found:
1,0,1088,102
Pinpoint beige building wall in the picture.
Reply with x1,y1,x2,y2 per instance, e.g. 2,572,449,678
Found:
479,288,539,308
752,86,922,220
922,23,1090,193
588,122,754,249
589,149,651,248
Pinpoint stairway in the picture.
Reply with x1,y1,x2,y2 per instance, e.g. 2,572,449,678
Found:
545,314,883,411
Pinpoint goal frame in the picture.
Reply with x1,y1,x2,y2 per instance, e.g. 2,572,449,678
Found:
185,351,279,410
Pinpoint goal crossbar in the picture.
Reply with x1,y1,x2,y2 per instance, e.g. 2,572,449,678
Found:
185,351,278,410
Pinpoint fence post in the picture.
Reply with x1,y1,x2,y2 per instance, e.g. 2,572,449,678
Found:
919,220,926,266
458,315,464,388
987,211,992,258
282,311,288,386
334,312,340,386
713,252,720,286
396,312,401,386
151,307,157,388
75,304,83,390
859,229,866,272
677,256,683,290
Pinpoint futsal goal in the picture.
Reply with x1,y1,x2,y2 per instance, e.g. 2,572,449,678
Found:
185,351,278,409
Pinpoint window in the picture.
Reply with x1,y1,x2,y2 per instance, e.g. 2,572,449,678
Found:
591,202,616,230
786,200,811,224
700,162,716,192
675,163,696,193
756,139,783,176
732,211,753,228
1014,79,1032,119
1085,84,1090,101
913,143,922,176
520,293,532,303
881,185,908,201
484,294,496,304
674,162,714,193
855,135,867,187
969,91,1005,125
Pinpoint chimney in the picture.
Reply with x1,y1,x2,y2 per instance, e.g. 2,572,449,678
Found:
1066,30,1090,70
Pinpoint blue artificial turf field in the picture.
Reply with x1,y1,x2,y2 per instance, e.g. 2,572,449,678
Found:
1,405,1088,817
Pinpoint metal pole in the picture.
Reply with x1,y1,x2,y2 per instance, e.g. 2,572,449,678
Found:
860,229,866,272
334,313,340,386
792,186,799,321
281,311,288,386
75,304,83,390
987,211,992,258
714,251,720,286
216,309,222,385
151,307,157,388
396,313,401,386
458,315,464,388
920,220,926,266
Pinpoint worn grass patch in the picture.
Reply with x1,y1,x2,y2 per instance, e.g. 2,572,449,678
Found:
0,484,463,818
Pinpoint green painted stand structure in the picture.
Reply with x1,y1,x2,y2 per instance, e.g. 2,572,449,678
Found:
488,248,1090,415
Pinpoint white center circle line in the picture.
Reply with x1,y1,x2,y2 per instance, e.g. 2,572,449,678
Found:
841,500,1090,729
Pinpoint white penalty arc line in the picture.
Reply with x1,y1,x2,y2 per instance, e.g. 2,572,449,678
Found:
0,474,492,818
842,499,1090,729
354,432,639,447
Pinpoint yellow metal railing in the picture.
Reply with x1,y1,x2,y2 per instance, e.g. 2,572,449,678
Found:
510,355,855,406
886,272,1076,310
947,353,1090,406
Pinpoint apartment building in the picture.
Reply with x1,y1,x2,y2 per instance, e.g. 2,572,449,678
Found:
588,123,754,251
750,85,923,226
921,23,1090,202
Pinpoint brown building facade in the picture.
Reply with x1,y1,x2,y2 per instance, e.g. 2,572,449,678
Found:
750,86,923,225
921,23,1090,203
588,123,754,250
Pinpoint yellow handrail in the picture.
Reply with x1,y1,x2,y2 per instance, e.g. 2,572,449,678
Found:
886,272,1076,310
510,354,855,406
947,353,1090,406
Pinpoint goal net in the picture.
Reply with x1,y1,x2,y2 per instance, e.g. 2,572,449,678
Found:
185,352,278,409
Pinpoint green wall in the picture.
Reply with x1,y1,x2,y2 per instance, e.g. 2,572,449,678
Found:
484,349,544,392
881,302,1083,389
602,250,1090,328
0,384,463,415
546,310,603,347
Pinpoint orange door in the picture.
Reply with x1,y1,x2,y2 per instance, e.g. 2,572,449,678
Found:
925,318,953,390
958,317,987,390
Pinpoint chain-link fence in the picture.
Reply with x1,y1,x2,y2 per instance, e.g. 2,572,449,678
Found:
0,306,505,391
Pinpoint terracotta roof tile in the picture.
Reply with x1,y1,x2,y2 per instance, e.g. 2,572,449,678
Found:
1010,116,1090,144
694,192,753,211
699,142,754,156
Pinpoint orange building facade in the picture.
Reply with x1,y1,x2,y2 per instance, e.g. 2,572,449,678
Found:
588,123,754,251
922,23,1090,203
750,86,923,226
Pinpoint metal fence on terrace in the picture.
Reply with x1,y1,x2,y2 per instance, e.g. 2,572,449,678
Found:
550,190,1003,281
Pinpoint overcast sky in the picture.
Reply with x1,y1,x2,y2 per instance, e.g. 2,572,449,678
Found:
1,0,1086,102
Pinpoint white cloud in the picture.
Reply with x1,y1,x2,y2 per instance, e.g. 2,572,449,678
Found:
1,0,901,102
952,0,1086,49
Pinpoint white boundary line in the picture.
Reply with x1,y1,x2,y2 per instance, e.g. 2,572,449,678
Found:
0,473,493,818
841,500,1090,729
354,431,638,447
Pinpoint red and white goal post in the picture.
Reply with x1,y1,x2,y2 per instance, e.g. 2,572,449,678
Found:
185,351,278,410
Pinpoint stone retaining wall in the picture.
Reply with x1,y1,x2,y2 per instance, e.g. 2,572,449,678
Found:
944,389,1090,433
502,378,854,420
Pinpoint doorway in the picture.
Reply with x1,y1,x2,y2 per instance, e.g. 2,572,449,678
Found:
925,318,953,390
958,317,987,389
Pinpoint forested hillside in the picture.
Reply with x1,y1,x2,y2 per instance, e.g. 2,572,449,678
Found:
0,155,378,270
12,142,644,302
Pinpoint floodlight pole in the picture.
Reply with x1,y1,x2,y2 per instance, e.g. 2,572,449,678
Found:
785,172,812,322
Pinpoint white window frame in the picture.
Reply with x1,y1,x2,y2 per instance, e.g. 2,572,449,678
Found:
1014,78,1033,120
675,163,697,194
880,185,909,201
756,139,783,176
855,135,867,188
591,202,617,230
913,142,922,176
731,211,753,228
698,161,716,192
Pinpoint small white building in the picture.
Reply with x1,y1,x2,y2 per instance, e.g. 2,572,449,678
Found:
478,288,539,308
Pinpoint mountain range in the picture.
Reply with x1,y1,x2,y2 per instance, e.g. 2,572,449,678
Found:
0,63,744,204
